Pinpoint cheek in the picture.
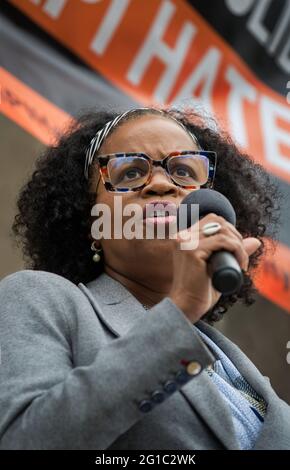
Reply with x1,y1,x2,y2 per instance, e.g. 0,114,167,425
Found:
91,191,139,240
90,188,114,241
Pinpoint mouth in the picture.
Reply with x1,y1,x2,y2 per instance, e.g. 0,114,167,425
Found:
143,200,177,225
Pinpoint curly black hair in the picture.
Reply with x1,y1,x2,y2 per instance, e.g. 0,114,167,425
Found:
11,106,281,323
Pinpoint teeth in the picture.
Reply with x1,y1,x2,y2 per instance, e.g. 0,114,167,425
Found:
144,205,177,218
154,211,167,217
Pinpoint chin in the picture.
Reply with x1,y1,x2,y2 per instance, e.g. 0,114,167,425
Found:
140,236,174,254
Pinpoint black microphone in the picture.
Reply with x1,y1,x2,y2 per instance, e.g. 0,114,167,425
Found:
177,189,243,295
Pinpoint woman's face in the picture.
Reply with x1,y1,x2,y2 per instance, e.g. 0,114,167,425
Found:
90,114,200,283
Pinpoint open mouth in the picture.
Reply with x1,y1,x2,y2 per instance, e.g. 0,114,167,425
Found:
152,210,170,217
147,209,172,218
143,201,177,224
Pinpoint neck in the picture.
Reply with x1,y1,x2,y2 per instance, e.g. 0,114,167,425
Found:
104,264,172,308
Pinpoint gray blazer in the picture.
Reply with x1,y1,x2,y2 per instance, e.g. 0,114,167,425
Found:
0,270,289,450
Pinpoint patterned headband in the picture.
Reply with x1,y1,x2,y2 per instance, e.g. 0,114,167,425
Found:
84,107,200,180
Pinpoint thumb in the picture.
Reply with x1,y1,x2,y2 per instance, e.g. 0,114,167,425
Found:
242,237,262,256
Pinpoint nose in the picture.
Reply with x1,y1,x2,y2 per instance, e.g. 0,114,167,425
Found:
140,167,179,197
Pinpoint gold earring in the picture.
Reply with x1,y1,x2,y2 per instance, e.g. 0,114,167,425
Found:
91,241,102,263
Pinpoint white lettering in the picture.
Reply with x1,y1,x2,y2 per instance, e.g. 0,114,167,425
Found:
226,66,257,147
91,203,111,240
123,204,143,240
268,1,290,55
278,36,290,74
127,0,195,103
91,0,130,55
260,95,290,174
43,0,68,19
225,0,255,16
247,0,273,46
173,47,221,113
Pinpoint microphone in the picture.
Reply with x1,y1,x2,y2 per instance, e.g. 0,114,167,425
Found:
177,189,243,295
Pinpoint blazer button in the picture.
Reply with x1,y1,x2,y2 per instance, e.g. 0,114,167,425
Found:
151,390,165,404
187,361,202,376
138,400,153,413
163,380,177,394
175,370,189,384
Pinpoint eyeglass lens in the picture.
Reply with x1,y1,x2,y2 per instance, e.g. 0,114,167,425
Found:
106,154,209,190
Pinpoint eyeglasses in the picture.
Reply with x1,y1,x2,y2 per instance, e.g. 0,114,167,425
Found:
94,150,217,192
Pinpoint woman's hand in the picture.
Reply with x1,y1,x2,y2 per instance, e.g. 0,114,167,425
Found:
168,213,261,324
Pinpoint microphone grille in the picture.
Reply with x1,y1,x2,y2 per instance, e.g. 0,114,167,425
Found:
178,189,236,229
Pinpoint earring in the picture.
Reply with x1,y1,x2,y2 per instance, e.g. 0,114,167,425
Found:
91,241,102,263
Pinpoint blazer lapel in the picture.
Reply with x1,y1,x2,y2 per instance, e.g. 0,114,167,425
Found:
195,321,290,449
79,273,241,449
79,272,147,337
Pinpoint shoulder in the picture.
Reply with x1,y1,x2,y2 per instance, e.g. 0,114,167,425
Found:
0,269,76,292
0,269,88,307
0,269,88,303
0,269,93,336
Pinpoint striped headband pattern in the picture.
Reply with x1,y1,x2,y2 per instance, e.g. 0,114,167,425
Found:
84,107,200,179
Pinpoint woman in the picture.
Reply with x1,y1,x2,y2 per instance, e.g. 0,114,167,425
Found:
0,106,289,450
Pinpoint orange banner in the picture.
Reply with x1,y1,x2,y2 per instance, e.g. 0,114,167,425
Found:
0,67,70,145
0,0,290,312
9,0,290,186
1,69,290,314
